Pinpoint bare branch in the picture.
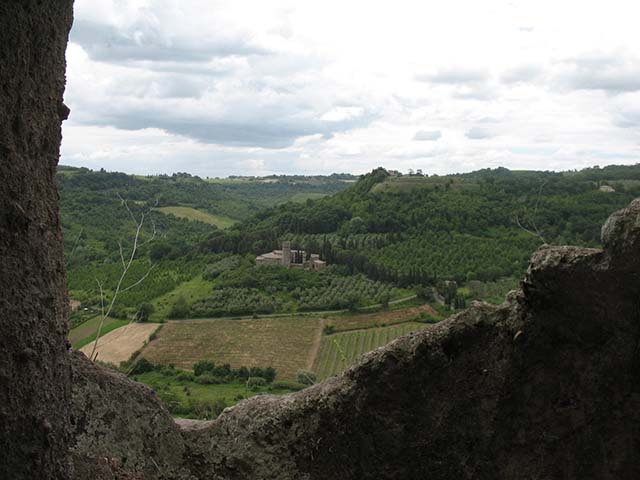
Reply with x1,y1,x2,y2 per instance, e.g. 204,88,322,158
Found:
68,227,84,261
90,278,106,362
118,240,126,269
89,194,158,363
515,213,546,244
120,263,157,293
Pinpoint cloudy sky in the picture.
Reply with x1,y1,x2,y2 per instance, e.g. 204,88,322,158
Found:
61,0,640,177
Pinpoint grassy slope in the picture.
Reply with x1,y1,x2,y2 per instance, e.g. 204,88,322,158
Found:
313,322,429,380
289,192,328,202
150,275,212,321
69,316,128,349
156,206,237,229
141,316,322,380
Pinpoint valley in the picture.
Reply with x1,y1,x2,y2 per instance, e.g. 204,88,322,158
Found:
61,163,640,419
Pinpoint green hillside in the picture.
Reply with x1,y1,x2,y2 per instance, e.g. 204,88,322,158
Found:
202,164,640,307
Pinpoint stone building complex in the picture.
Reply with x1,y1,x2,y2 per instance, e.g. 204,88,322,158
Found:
256,241,326,270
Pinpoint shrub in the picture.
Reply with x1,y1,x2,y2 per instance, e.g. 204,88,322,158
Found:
271,380,307,391
247,377,267,391
195,374,222,385
323,324,336,335
168,295,189,319
130,357,155,375
263,366,277,383
136,303,155,322
193,359,215,376
296,370,317,386
175,371,195,382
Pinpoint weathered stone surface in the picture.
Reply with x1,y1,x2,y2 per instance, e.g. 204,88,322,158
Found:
601,197,640,261
70,350,194,480
0,2,74,479
71,199,640,480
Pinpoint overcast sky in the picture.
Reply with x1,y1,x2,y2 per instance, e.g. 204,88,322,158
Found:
61,0,640,177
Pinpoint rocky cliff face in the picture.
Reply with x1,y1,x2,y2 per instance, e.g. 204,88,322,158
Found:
0,3,74,479
70,199,640,480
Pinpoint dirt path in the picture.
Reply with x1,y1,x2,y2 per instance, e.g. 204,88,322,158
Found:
307,318,326,371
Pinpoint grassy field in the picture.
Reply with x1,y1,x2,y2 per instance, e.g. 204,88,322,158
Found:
80,322,161,365
156,206,237,229
289,192,328,203
131,371,299,416
313,322,429,380
150,275,212,321
324,303,439,333
141,317,322,380
69,315,128,348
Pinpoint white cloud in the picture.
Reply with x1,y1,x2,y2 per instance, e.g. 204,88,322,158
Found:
413,130,442,141
466,127,495,140
62,0,640,177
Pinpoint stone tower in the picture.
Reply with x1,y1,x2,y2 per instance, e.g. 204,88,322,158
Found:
282,241,292,267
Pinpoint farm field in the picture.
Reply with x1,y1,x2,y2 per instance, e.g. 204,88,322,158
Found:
80,322,161,365
156,206,237,229
69,315,127,348
141,317,322,380
313,322,429,380
325,303,439,333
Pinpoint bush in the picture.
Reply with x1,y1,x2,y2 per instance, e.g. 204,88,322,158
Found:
271,380,307,391
168,295,189,319
247,377,267,391
195,374,223,385
136,303,155,322
263,366,277,383
130,357,155,375
175,371,195,382
296,370,316,386
323,324,336,335
193,359,216,377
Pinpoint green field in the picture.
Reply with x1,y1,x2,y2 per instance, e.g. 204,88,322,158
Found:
371,175,478,193
156,206,237,229
141,316,323,380
132,370,301,419
289,192,328,203
314,322,429,380
69,315,129,349
150,275,212,320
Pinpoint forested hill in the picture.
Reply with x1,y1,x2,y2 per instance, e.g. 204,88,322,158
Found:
202,164,640,287
57,166,354,316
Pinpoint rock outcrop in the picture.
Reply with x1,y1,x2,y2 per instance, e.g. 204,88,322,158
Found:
0,3,74,479
70,350,193,479
70,199,640,479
